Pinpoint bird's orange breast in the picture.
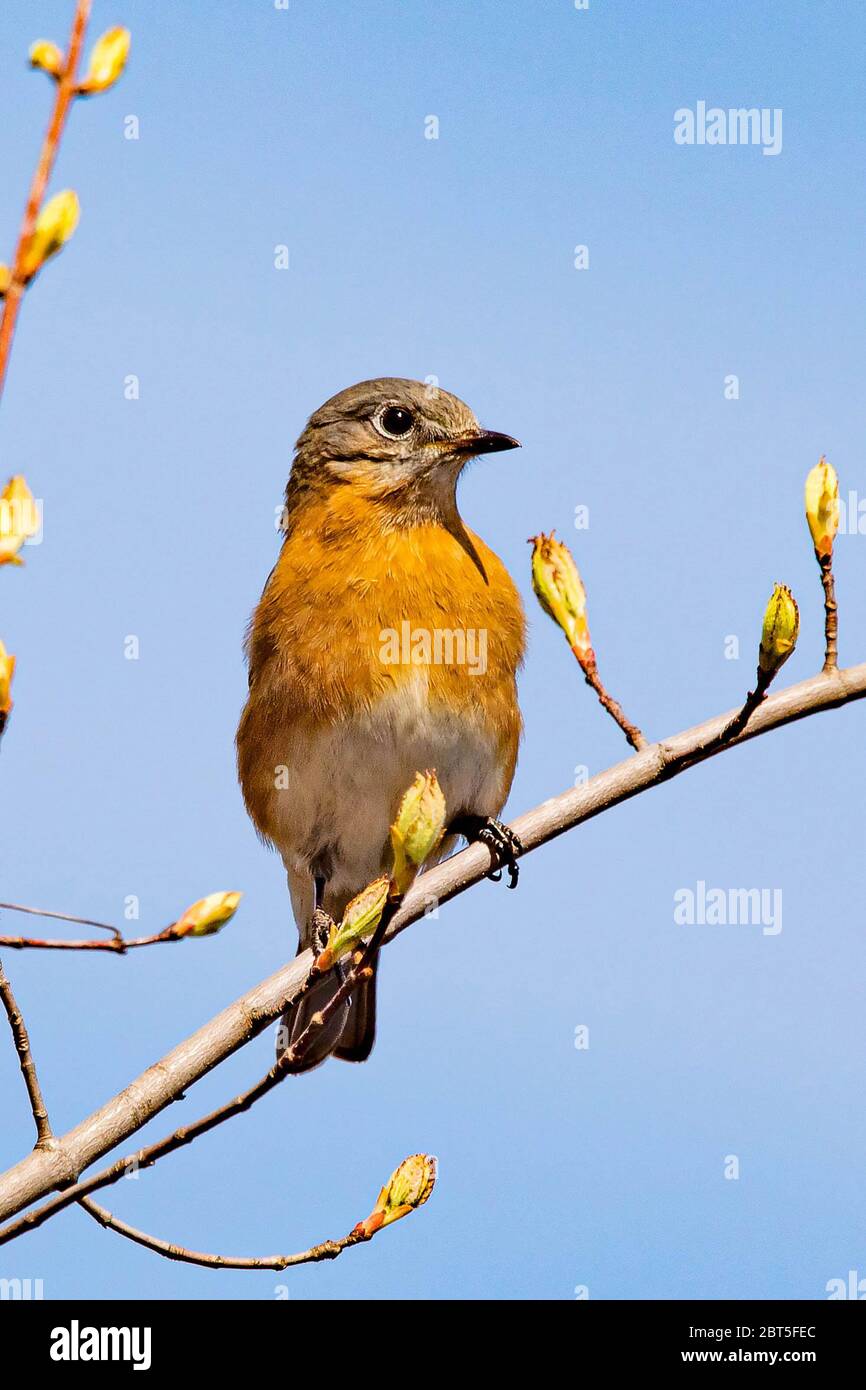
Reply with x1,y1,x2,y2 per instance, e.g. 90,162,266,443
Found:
237,487,525,845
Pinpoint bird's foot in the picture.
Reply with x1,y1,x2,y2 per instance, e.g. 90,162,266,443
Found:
311,907,336,956
451,814,523,889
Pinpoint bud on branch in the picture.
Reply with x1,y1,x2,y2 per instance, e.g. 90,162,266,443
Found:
29,40,64,80
78,28,131,96
353,1153,438,1239
805,457,840,672
529,531,646,751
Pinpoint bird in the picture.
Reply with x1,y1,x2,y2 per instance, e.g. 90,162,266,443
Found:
236,378,526,1071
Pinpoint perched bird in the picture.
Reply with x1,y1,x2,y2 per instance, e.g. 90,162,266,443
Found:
237,378,525,1071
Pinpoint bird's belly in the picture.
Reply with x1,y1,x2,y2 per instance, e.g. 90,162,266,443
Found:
270,675,507,903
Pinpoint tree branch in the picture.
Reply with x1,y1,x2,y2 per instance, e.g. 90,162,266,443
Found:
0,952,403,1271
0,890,400,1242
0,958,53,1148
0,661,864,1228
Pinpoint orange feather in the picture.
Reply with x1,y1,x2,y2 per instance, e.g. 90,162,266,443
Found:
238,485,525,850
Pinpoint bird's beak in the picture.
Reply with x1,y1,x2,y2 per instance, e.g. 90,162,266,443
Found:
451,429,521,456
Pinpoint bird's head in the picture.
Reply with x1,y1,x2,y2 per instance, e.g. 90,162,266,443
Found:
287,377,519,523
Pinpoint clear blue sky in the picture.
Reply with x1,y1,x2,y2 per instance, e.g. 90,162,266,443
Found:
1,0,864,1301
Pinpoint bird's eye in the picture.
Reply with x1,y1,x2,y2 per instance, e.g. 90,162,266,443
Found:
377,406,415,438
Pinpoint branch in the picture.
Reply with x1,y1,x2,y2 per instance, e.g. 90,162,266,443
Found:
76,1196,368,1271
0,0,91,402
0,879,404,1242
0,900,237,952
0,931,403,1270
72,1149,435,1270
0,958,53,1148
0,661,864,1227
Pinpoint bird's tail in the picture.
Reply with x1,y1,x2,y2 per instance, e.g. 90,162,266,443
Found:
276,950,378,1073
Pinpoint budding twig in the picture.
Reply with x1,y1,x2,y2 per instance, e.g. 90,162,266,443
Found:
0,893,241,951
1,662,864,1235
0,963,388,1274
529,532,646,751
0,784,440,1246
75,1149,435,1270
0,898,400,1246
0,0,92,401
76,1196,369,1271
0,933,429,1272
805,457,840,673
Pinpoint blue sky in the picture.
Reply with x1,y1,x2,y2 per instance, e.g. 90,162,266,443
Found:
1,0,864,1300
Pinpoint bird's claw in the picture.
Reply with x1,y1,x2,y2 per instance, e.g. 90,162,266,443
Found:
311,907,335,956
477,819,522,889
452,814,523,889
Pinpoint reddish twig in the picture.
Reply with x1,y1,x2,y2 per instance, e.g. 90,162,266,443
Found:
819,553,838,672
579,652,646,750
0,901,222,952
0,0,92,402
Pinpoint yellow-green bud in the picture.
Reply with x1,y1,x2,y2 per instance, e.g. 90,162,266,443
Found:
29,40,64,78
355,1153,438,1238
78,27,131,95
758,584,799,678
173,891,242,938
390,770,446,893
529,531,593,665
805,457,839,560
0,475,40,567
316,876,389,969
21,190,80,281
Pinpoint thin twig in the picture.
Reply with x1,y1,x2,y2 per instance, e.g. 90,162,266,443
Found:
0,941,380,1269
0,661,864,1230
0,902,222,953
0,956,373,1270
718,671,772,744
0,932,175,953
0,958,53,1149
76,1196,367,1271
0,954,345,1247
580,652,646,750
0,0,92,402
0,902,121,937
819,553,838,672
665,669,774,774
